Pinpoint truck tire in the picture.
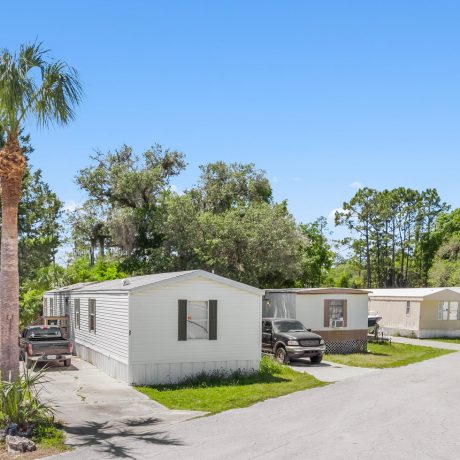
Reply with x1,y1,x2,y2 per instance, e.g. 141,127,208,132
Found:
275,346,290,365
64,359,71,367
310,355,322,364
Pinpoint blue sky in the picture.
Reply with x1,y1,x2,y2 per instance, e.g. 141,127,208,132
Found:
2,1,460,230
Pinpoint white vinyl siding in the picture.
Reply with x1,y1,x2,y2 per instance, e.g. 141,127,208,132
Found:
71,293,129,365
129,276,261,384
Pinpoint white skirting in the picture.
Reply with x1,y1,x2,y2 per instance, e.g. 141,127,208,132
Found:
75,342,129,383
130,359,261,385
418,329,460,339
382,327,460,339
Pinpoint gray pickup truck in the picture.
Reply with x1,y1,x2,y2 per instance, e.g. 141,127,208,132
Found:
19,326,73,369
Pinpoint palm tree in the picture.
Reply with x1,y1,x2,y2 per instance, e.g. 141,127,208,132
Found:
0,43,82,379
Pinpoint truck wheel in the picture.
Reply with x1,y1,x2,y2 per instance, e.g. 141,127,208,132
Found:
64,359,71,367
275,346,289,364
310,355,322,364
25,356,33,369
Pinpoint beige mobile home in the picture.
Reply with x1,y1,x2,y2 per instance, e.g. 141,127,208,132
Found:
43,270,263,385
368,288,460,338
263,288,369,353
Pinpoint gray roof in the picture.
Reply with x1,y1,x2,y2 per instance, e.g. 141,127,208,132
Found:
45,270,263,295
265,287,369,295
368,287,460,299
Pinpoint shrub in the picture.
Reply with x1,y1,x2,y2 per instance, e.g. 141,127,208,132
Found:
32,423,66,448
0,365,54,430
259,355,283,376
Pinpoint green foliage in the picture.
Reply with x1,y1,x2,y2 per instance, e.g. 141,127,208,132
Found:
64,257,127,284
0,365,53,429
196,161,272,213
297,217,334,287
0,42,82,135
73,144,186,263
325,260,365,288
0,155,63,284
259,355,283,376
19,258,125,326
335,187,448,288
162,196,301,287
32,423,67,449
17,165,63,281
428,234,460,286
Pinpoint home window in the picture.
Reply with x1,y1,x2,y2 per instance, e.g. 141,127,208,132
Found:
74,299,80,330
329,300,345,328
449,301,459,320
49,298,54,316
187,301,209,339
406,301,411,315
438,302,449,320
89,299,96,332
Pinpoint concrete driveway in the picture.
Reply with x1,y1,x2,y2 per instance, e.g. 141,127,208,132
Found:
289,359,378,382
52,347,460,460
39,358,204,452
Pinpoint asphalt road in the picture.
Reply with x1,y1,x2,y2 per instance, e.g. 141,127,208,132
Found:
55,345,460,460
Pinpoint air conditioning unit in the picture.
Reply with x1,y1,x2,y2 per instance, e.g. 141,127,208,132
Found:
331,319,344,328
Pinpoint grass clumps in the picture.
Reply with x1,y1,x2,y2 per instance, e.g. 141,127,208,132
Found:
136,356,326,414
326,342,454,368
0,365,68,456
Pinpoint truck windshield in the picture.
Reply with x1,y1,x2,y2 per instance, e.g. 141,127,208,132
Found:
27,327,62,340
274,321,307,332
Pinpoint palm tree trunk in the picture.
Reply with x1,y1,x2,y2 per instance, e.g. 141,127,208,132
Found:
0,136,25,381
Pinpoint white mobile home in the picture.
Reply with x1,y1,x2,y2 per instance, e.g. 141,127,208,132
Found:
43,270,263,385
368,288,460,338
263,288,369,353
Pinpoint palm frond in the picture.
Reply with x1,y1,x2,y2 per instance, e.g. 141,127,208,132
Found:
34,60,83,127
0,42,82,135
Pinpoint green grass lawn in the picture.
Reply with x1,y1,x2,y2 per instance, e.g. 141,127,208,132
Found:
326,342,454,368
136,357,327,414
429,338,460,344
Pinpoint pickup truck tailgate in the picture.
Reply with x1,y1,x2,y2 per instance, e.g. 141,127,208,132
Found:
29,341,70,355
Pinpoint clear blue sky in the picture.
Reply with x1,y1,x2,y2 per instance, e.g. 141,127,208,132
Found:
2,1,460,228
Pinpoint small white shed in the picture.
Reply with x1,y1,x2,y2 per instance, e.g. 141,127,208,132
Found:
43,270,263,385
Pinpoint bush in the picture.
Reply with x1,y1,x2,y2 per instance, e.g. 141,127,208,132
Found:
259,355,283,376
32,423,66,448
0,365,54,430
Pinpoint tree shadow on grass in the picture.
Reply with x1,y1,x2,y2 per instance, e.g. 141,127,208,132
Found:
365,352,391,357
63,417,183,459
147,374,290,392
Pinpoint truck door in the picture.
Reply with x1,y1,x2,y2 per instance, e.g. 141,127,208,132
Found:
262,321,273,351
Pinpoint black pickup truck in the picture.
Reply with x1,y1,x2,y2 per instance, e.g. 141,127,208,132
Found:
262,318,326,364
19,326,73,369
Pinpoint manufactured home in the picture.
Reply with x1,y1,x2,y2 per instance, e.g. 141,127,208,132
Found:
263,288,369,353
43,270,263,385
368,288,460,338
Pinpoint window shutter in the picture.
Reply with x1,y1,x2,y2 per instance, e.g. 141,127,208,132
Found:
178,299,187,341
324,300,330,327
209,300,217,340
93,300,96,332
88,300,91,331
343,300,347,327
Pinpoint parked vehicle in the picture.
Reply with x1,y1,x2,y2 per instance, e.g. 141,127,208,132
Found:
19,326,73,369
262,318,326,364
